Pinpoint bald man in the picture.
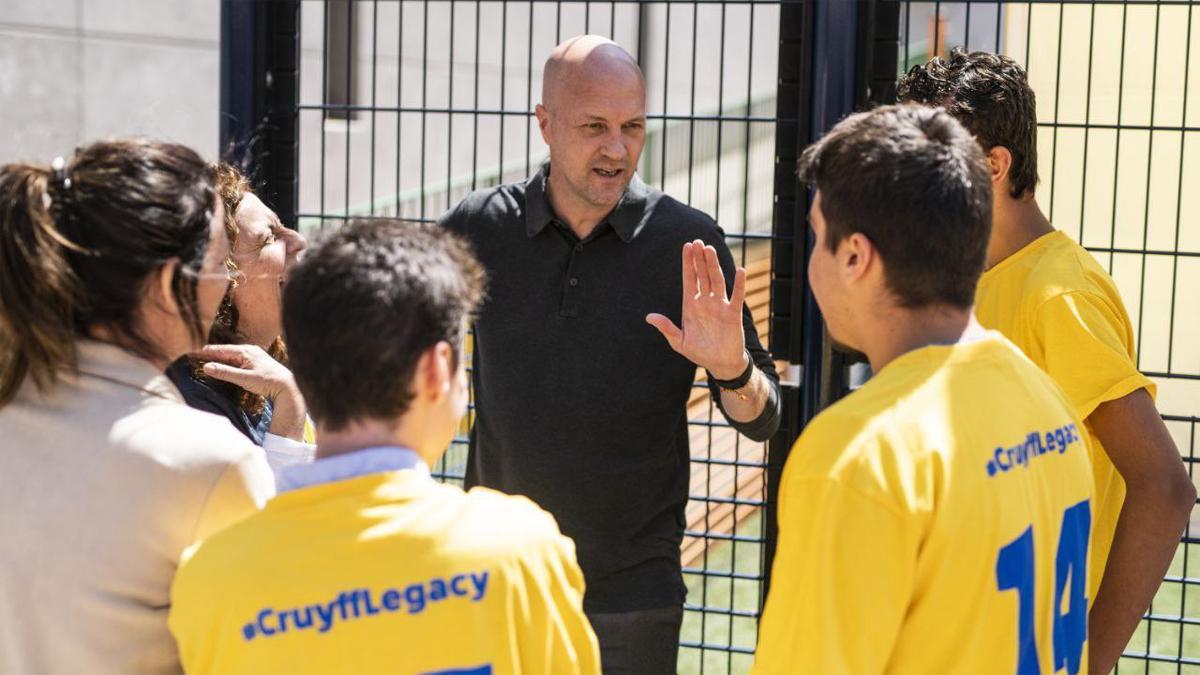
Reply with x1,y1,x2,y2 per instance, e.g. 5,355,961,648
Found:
439,36,781,673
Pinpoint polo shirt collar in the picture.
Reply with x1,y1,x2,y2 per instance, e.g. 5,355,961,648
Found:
277,445,430,493
524,163,650,243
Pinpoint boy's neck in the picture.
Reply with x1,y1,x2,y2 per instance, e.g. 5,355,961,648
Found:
987,193,1054,270
862,305,986,374
313,418,439,466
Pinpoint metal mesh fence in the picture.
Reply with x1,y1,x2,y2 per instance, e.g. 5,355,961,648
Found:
894,2,1200,671
289,2,786,672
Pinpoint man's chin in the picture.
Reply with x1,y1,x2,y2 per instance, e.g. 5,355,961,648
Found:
585,185,630,210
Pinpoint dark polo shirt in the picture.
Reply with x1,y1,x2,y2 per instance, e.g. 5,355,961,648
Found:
439,165,780,613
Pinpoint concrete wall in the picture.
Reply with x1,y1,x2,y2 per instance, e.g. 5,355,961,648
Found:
0,0,220,163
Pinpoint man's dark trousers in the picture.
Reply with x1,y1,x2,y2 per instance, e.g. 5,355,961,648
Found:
587,606,684,674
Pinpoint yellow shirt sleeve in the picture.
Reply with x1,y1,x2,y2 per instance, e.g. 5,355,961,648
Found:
753,477,917,675
190,452,274,545
1033,291,1155,419
514,532,602,675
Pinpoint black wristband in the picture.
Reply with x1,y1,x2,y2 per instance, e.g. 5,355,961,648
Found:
711,351,754,390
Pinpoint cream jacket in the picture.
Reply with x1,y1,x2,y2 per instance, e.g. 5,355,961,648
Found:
0,340,274,674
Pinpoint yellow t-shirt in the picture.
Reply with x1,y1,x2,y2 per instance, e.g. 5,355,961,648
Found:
753,335,1094,675
976,230,1154,598
169,471,600,675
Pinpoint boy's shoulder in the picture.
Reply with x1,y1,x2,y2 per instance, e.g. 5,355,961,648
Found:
452,485,571,551
1017,233,1119,308
173,479,572,599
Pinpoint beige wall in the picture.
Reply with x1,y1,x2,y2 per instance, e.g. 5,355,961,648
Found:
1004,4,1200,426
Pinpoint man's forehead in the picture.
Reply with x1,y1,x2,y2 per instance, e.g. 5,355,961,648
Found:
557,84,644,116
557,71,643,100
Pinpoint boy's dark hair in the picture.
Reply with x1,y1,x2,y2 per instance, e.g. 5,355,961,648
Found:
798,104,992,309
282,219,485,432
896,48,1038,199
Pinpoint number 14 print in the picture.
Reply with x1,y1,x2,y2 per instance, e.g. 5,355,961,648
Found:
996,499,1091,675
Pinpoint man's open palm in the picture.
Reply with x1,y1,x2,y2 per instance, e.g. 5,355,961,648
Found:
646,239,748,380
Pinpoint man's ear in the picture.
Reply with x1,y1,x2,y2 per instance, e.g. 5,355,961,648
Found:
988,146,1013,191
535,104,552,145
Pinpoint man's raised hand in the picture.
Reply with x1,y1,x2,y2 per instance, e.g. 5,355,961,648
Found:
645,239,749,380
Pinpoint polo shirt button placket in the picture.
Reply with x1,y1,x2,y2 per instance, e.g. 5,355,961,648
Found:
561,274,581,317
560,235,584,317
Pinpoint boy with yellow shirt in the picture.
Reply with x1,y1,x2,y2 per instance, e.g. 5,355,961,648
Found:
169,220,600,675
753,105,1095,674
900,49,1195,672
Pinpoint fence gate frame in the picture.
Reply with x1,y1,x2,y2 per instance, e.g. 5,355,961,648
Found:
764,0,899,598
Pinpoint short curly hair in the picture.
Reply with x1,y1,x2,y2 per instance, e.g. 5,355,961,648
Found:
897,48,1039,199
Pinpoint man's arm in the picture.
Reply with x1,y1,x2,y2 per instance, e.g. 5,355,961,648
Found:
646,239,781,441
1087,388,1195,674
707,233,780,437
713,356,775,424
707,302,781,439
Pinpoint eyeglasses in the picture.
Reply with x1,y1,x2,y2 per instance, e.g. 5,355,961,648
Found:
177,265,237,284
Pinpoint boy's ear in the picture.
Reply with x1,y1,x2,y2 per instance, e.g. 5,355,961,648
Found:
988,146,1013,190
416,342,455,400
433,341,454,394
840,232,876,285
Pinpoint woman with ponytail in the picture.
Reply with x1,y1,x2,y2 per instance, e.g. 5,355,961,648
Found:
0,139,275,674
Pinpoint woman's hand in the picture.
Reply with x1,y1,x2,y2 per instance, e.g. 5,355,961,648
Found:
197,344,307,441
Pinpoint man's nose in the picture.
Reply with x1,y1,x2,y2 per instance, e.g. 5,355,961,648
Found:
599,133,627,160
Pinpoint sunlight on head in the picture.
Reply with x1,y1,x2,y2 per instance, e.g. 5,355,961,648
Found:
541,35,645,112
